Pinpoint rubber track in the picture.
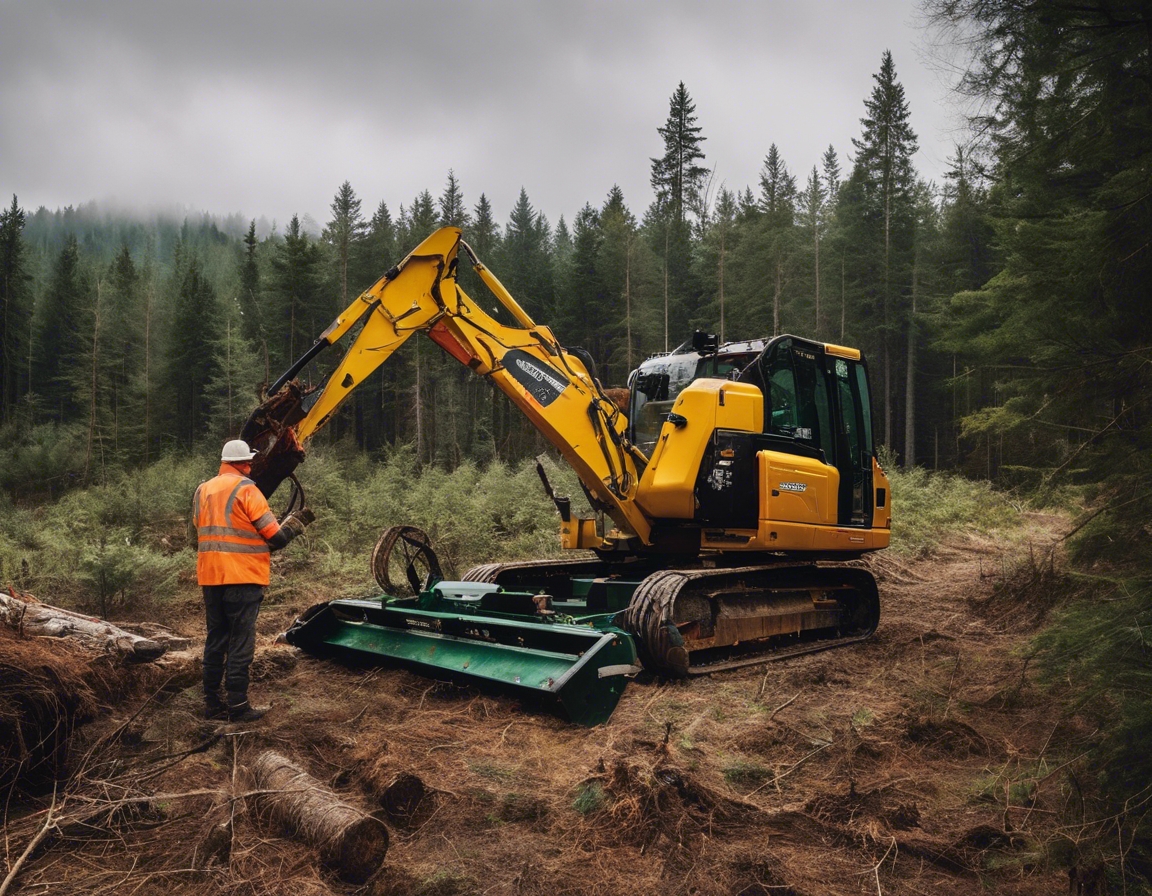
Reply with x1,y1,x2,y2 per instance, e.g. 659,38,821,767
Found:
618,564,880,678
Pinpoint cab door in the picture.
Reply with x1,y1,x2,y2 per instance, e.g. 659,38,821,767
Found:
828,355,875,527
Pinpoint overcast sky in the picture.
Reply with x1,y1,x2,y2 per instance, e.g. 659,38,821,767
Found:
0,0,964,232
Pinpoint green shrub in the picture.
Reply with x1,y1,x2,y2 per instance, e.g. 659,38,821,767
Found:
885,463,1021,556
0,422,87,499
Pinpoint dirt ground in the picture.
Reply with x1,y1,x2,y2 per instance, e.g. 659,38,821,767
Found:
3,517,1096,896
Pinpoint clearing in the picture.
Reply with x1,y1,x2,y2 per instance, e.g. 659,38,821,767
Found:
3,516,1085,895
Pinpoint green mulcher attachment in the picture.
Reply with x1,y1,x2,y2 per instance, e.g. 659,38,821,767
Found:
284,581,640,727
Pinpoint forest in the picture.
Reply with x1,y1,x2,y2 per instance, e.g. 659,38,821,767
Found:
1,1,1151,891
4,53,1006,485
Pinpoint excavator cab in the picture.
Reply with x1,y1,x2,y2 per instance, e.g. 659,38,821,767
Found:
628,337,764,456
736,336,878,530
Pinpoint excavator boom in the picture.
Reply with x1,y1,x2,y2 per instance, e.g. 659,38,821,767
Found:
244,227,648,547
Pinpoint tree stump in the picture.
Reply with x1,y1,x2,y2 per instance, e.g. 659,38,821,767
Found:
250,750,388,883
380,772,426,826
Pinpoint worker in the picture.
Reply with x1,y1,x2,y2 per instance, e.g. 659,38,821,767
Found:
192,439,313,722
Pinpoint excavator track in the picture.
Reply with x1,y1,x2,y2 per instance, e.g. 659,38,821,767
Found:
620,564,879,676
464,559,879,678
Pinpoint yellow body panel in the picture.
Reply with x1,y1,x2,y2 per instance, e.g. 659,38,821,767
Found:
759,450,840,526
823,343,862,360
635,380,763,519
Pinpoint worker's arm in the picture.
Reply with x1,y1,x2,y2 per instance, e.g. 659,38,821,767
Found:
239,484,313,551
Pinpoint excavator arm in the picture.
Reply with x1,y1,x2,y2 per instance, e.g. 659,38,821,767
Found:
242,227,651,548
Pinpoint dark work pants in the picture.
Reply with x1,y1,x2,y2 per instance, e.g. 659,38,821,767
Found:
202,584,263,704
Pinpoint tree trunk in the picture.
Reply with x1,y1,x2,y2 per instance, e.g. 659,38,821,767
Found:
813,217,821,338
718,230,726,343
663,228,670,352
84,280,103,483
0,591,167,662
903,249,918,466
625,238,633,371
773,260,782,337
250,751,388,884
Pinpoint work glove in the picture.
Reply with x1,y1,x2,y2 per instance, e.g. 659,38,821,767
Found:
280,507,316,542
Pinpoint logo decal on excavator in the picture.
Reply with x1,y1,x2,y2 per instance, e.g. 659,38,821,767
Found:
505,350,570,407
778,481,807,493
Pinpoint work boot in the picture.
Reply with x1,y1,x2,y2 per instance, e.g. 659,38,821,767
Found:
204,691,228,721
227,699,268,723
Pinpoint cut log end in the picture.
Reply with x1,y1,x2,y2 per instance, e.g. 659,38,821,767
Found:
250,750,388,884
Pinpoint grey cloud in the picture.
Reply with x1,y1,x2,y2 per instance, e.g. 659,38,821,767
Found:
1,0,957,228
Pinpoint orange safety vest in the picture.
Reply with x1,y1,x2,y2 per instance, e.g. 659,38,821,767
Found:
193,464,282,586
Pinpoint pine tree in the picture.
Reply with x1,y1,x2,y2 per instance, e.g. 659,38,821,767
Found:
323,181,368,308
599,186,648,376
366,200,397,270
757,144,799,337
651,82,708,230
691,185,737,343
649,82,708,348
206,300,265,439
799,167,827,336
0,196,30,420
847,50,919,450
438,170,470,229
35,234,88,421
166,256,219,444
499,188,554,321
271,215,324,369
238,220,267,378
821,146,847,340
104,245,141,456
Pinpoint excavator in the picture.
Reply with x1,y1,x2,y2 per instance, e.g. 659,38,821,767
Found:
242,227,891,725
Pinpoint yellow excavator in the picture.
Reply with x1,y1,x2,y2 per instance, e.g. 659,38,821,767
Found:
243,227,890,723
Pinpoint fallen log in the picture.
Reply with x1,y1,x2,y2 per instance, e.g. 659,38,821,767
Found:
0,590,166,663
249,750,388,884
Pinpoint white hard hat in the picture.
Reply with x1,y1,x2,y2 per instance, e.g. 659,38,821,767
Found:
221,439,258,462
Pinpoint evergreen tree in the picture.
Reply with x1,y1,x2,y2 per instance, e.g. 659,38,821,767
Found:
271,214,324,369
238,220,267,375
104,245,142,455
323,181,368,307
649,82,708,348
469,194,499,260
399,190,438,249
821,146,848,340
438,170,470,229
499,188,554,321
366,200,397,270
799,167,827,336
166,256,219,444
599,186,649,377
35,234,88,421
206,299,264,439
560,204,608,372
846,50,919,450
651,82,709,230
697,186,738,343
0,196,30,420
756,144,799,337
